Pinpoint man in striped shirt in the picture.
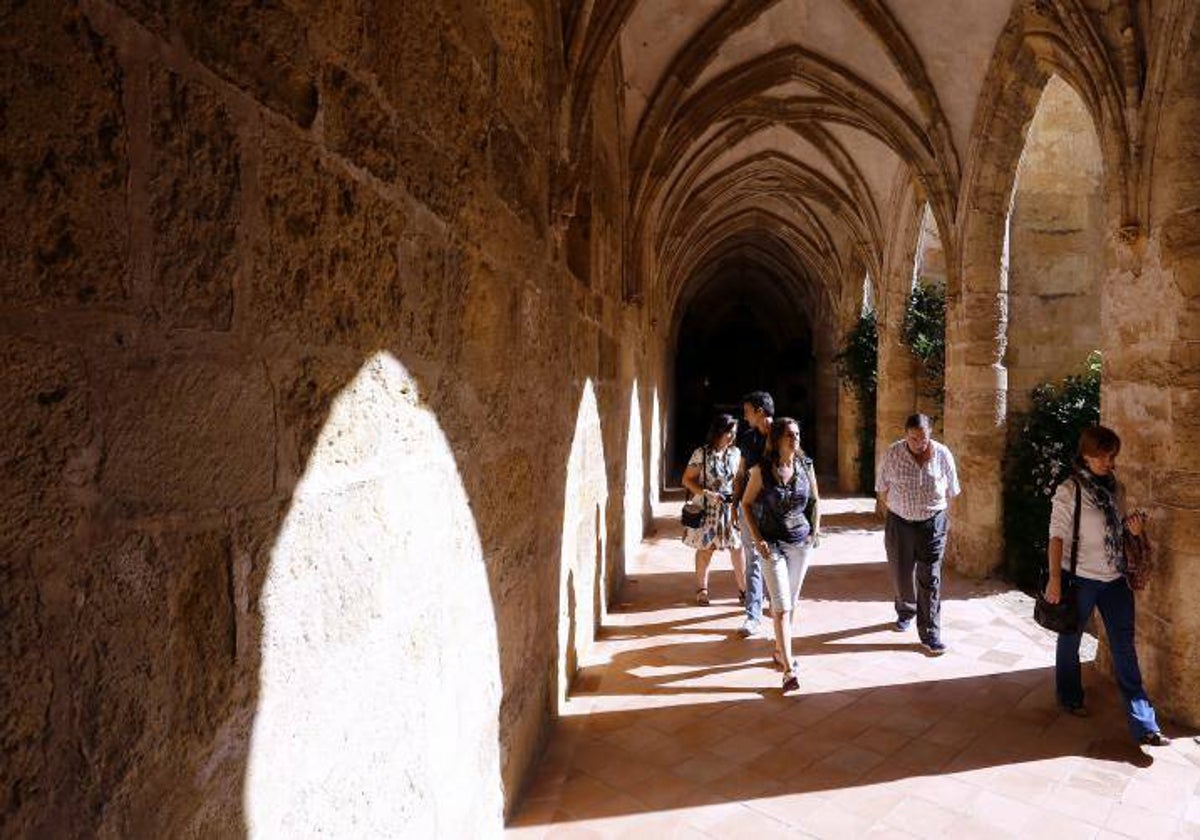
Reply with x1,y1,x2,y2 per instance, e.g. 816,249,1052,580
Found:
875,413,960,655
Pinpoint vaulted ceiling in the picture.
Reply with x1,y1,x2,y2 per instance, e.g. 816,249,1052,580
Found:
562,0,1019,320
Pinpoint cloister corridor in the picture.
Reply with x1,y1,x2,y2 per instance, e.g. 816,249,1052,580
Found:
510,497,1200,839
10,1,1200,836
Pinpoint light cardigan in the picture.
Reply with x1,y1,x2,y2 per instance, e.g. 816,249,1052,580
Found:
1049,476,1126,582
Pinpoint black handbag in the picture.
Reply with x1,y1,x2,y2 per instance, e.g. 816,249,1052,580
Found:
681,447,708,529
1033,479,1082,634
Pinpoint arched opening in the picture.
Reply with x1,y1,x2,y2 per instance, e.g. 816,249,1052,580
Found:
1000,75,1105,588
668,252,817,483
1005,76,1104,409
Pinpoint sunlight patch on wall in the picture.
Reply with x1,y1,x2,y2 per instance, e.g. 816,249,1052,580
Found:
623,381,645,567
650,387,663,513
558,379,608,712
245,352,502,837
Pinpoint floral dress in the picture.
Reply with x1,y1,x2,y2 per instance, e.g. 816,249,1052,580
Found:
682,445,743,551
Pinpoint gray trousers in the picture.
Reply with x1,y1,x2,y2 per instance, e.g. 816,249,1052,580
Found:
884,510,948,643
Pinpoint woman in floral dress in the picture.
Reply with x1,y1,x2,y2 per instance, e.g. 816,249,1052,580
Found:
682,413,745,605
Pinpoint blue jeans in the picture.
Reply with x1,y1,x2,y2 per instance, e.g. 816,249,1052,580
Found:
740,516,763,621
1055,573,1160,740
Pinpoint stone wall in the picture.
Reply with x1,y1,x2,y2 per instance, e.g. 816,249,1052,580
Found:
0,1,650,835
1101,7,1200,725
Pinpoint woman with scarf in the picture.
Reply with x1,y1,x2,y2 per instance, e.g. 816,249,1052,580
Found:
741,417,820,693
1043,425,1168,745
682,414,745,606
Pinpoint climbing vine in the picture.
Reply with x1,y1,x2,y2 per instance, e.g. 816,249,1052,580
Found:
902,282,946,406
835,310,878,491
1002,352,1102,592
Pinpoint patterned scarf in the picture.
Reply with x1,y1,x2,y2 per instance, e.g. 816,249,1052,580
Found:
1075,468,1126,572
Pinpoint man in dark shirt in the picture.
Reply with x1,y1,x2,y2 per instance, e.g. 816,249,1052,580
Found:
736,390,774,637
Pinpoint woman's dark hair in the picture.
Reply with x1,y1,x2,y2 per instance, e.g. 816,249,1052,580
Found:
765,417,802,464
1076,425,1121,467
705,413,738,447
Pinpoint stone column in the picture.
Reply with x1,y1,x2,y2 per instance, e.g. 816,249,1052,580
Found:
1103,23,1200,724
874,272,919,461
943,227,1009,577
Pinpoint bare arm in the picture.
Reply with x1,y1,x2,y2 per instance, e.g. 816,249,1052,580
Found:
682,465,704,498
1045,537,1064,603
809,470,821,541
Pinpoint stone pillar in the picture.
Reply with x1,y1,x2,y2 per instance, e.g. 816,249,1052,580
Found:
943,240,1008,577
814,307,840,478
837,385,861,492
1102,20,1200,724
875,274,919,462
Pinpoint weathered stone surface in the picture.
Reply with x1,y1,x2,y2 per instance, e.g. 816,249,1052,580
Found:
285,0,367,61
321,64,400,183
367,3,492,151
0,337,93,554
113,0,168,34
176,0,318,127
0,1,129,306
253,136,407,346
99,354,275,514
150,70,241,329
489,114,546,235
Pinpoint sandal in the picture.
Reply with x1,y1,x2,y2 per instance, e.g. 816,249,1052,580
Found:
782,669,799,693
696,587,710,606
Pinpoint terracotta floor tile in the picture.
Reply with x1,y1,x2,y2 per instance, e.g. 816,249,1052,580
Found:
506,499,1200,837
1105,800,1180,839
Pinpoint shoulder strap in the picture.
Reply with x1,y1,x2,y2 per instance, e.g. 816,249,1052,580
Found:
1069,478,1082,575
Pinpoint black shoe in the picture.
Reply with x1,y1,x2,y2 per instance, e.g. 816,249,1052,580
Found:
922,639,947,656
1059,703,1089,718
1140,731,1171,747
895,617,913,632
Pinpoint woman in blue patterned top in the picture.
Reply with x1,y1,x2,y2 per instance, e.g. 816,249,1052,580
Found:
741,417,821,693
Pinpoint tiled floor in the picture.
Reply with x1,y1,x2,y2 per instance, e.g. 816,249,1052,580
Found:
507,496,1200,839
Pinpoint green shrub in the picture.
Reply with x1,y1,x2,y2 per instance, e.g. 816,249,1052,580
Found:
1002,352,1102,591
836,311,878,492
902,282,945,405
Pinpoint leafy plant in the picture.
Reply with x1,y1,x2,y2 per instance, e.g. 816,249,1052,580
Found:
836,311,878,491
1002,352,1102,592
902,282,945,404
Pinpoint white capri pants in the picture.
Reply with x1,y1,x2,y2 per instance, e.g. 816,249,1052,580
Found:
762,539,813,613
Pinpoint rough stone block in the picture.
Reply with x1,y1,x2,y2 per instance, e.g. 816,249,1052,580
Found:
163,528,238,741
1150,470,1200,510
253,136,408,346
0,553,54,830
150,70,241,330
113,0,169,34
321,64,399,183
285,0,367,61
368,2,491,152
489,114,545,235
0,1,129,306
0,337,93,555
176,0,318,127
99,354,275,515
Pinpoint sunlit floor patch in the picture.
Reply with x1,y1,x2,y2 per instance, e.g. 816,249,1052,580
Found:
508,495,1200,838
